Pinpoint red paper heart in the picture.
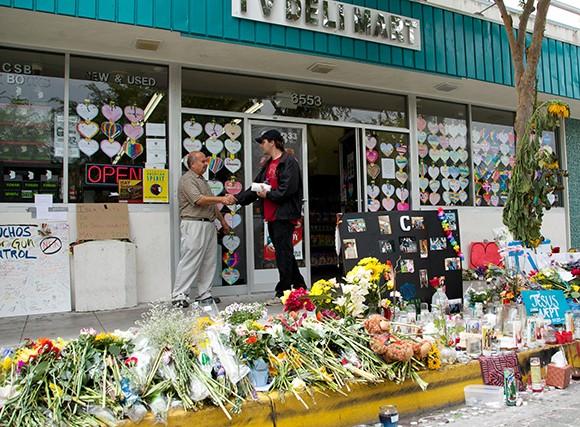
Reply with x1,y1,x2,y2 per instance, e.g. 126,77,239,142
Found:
469,241,503,269
225,180,242,195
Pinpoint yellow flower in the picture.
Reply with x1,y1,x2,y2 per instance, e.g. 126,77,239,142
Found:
2,357,12,371
16,347,36,363
428,357,441,370
49,382,63,398
95,332,115,341
280,289,292,305
548,102,570,118
572,285,580,293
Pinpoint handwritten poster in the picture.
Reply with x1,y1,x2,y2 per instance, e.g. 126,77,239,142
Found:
0,223,71,317
521,289,569,324
76,203,130,240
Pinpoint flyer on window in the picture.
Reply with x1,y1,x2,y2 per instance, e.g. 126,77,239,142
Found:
143,168,168,203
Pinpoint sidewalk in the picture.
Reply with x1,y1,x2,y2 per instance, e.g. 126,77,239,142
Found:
0,293,283,349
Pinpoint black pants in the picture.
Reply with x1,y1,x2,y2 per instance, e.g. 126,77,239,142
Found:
267,220,306,297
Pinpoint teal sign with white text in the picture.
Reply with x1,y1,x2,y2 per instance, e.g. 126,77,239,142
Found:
521,290,569,324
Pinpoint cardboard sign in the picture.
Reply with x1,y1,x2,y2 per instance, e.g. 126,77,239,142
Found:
76,203,130,240
521,289,570,325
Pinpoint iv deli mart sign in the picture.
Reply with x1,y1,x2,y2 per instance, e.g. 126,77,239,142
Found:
233,0,421,50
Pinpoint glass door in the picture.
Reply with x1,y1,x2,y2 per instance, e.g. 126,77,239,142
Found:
339,128,361,213
247,121,309,293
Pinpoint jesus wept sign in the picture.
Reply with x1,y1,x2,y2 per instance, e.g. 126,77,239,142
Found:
521,290,570,325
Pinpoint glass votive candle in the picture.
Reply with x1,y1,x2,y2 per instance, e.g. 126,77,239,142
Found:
378,404,398,427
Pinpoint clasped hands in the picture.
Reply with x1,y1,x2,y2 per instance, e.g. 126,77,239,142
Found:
221,194,237,205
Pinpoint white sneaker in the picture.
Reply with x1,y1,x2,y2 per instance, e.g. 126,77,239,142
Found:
265,296,282,306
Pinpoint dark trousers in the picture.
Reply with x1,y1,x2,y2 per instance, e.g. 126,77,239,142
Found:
267,220,306,296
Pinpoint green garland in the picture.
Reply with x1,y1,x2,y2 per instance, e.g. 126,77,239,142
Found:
502,99,569,248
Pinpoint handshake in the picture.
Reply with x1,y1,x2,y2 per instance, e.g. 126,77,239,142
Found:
221,194,237,205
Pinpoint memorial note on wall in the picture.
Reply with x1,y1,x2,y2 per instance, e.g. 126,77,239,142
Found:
76,203,130,240
0,222,71,317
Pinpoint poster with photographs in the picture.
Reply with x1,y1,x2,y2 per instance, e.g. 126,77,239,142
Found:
338,209,462,302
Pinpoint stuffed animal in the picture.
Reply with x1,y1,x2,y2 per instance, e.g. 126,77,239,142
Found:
363,314,391,335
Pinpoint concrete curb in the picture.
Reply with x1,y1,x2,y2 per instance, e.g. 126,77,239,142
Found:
124,342,579,427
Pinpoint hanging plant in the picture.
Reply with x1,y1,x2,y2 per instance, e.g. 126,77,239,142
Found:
502,98,569,248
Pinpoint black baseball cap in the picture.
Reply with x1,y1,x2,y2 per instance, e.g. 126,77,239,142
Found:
255,129,284,144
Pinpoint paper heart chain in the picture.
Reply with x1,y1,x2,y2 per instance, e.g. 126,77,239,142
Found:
437,207,463,260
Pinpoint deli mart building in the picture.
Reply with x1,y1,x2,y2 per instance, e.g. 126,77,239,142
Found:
1,0,579,316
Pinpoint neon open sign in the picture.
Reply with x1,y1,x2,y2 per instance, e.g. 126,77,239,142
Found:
85,163,143,186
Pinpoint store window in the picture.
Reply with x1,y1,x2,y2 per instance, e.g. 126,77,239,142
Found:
0,48,65,203
180,113,247,287
471,107,516,207
68,57,168,203
416,99,470,207
182,69,407,127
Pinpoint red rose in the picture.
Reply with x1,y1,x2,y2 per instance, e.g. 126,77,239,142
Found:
571,269,580,277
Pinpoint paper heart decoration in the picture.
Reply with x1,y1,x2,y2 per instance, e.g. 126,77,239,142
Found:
499,192,509,204
441,178,450,191
509,157,516,167
183,121,203,138
205,122,224,139
226,204,240,213
396,187,409,202
473,155,482,166
429,179,441,192
497,131,509,144
368,198,380,212
224,158,242,173
547,192,556,205
469,241,502,269
124,141,144,159
500,155,511,167
225,139,242,154
382,183,395,197
418,177,429,191
222,268,240,285
417,116,427,131
367,163,380,179
419,191,429,204
222,234,241,252
183,138,202,152
428,148,440,162
205,138,224,155
491,182,500,193
456,136,467,150
366,149,379,163
490,141,500,155
418,143,428,158
208,180,224,196
396,202,409,211
449,151,460,164
223,251,240,268
427,135,439,148
123,123,144,141
459,191,468,203
395,171,408,184
429,192,441,205
458,165,470,177
395,143,407,156
77,121,99,139
365,135,377,149
428,166,439,179
448,191,460,204
439,150,450,163
224,213,242,228
442,192,451,205
449,137,461,151
480,140,491,152
395,155,407,170
76,103,98,122
472,141,481,154
438,123,446,135
100,122,122,141
475,195,483,206
100,139,122,158
101,104,122,122
440,165,450,178
419,163,428,177
417,131,427,143
449,166,460,179
459,177,469,189
382,197,395,211
78,138,99,156
499,143,511,156
490,195,500,206
483,193,492,204
367,184,380,199
449,179,461,192
124,106,144,123
224,122,242,140
472,129,482,143
208,156,224,174
380,143,394,156
225,180,242,195
427,121,439,135
458,123,467,136
447,123,458,138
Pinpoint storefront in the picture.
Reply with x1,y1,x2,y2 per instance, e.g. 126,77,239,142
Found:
0,0,579,314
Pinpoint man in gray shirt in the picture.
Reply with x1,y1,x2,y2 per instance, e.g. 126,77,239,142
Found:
172,151,235,307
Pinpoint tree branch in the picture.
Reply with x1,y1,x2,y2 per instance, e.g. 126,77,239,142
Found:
494,1,524,82
518,0,536,52
523,0,551,84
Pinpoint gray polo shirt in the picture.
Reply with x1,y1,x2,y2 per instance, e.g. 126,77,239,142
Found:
178,170,217,221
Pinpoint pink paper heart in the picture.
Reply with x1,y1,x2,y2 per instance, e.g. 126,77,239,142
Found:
124,141,144,159
365,135,377,149
225,180,242,195
366,149,379,163
381,198,395,211
396,202,409,211
418,143,428,158
368,199,380,212
123,123,144,141
417,116,427,131
100,139,122,158
224,123,242,140
124,106,144,123
101,104,122,122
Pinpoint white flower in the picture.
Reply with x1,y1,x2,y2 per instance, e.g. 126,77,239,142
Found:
291,378,306,391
